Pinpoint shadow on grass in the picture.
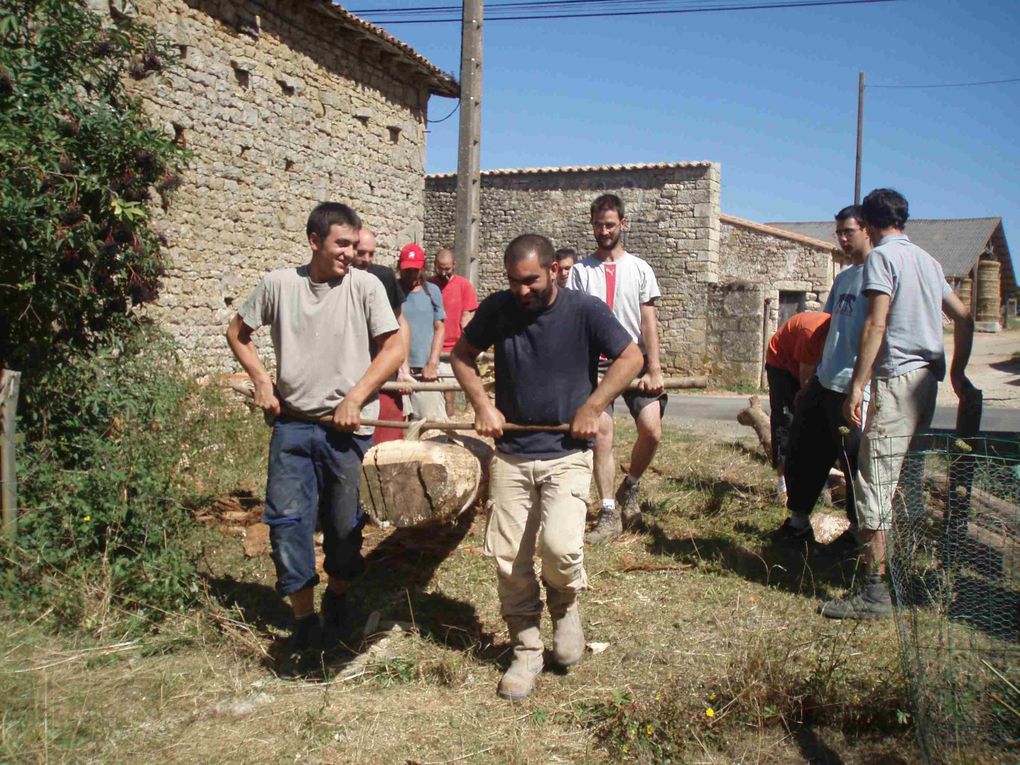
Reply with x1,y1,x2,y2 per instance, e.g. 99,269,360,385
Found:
204,509,499,681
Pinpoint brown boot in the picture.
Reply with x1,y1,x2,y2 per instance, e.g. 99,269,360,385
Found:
545,585,584,668
497,616,544,701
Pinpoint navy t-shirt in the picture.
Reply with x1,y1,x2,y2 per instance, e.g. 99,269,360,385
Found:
462,287,632,459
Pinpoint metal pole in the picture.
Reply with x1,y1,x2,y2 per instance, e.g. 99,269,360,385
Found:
1,369,21,540
854,71,864,205
454,0,483,288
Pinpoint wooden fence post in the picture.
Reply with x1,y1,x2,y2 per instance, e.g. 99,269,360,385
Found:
1,369,21,540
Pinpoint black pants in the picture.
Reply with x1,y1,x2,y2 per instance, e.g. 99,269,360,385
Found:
765,364,800,469
784,377,860,525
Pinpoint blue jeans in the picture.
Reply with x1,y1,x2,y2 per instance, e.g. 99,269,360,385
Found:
263,417,371,595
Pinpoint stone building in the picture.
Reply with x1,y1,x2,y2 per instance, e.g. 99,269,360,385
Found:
92,0,458,368
424,163,839,386
771,217,1017,332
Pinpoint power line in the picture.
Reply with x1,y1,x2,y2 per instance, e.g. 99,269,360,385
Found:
870,77,1020,90
427,101,460,123
349,0,897,25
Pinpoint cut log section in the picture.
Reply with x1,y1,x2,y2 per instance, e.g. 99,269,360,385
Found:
737,395,772,459
360,436,493,527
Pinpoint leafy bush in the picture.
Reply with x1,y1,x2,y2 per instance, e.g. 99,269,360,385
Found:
0,0,186,372
3,329,201,631
0,0,196,632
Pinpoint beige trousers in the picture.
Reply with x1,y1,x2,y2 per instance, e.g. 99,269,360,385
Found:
855,366,938,531
484,449,593,618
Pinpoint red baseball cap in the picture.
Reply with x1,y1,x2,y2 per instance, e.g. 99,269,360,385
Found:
399,243,425,269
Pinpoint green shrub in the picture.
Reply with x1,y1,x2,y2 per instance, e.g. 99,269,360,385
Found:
3,328,201,631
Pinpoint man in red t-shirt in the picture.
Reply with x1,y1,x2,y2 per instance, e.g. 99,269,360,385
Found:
430,247,480,416
764,310,830,499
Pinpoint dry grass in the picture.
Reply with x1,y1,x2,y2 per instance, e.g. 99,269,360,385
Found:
2,419,925,764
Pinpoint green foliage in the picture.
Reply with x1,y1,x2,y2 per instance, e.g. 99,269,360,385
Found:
0,0,187,372
3,328,201,631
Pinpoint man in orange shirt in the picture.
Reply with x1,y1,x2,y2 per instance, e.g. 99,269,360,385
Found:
764,311,830,500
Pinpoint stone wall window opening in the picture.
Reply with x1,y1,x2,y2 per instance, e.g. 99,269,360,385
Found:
177,44,188,61
778,290,806,328
172,123,186,145
224,296,234,307
285,158,295,172
276,78,295,96
232,64,251,89
388,126,401,144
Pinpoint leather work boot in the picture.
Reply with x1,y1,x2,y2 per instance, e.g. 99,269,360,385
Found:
497,617,544,701
818,574,892,619
615,479,642,529
545,585,584,668
585,507,622,544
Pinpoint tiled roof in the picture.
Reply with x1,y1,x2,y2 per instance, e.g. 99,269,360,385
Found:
721,213,837,252
767,217,1007,279
426,161,715,180
315,2,459,97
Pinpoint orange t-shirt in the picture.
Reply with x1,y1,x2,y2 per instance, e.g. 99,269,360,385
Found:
765,311,831,378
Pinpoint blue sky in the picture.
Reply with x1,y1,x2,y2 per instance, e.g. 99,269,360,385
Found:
350,0,1019,268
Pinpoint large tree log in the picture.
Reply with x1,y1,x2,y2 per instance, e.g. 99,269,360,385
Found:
737,395,771,459
360,435,493,527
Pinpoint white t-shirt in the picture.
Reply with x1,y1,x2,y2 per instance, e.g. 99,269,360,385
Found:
238,265,399,433
569,251,660,353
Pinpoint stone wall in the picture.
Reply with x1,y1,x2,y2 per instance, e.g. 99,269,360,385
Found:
705,282,767,386
117,0,447,369
425,162,721,373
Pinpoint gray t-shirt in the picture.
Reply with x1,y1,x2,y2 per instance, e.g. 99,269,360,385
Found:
862,234,952,381
238,265,399,433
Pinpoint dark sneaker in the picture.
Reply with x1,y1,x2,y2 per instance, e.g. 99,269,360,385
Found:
768,518,816,546
819,576,892,619
822,528,859,557
615,480,642,529
321,589,348,646
585,508,622,544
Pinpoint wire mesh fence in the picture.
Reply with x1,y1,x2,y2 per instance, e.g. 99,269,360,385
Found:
881,433,1019,764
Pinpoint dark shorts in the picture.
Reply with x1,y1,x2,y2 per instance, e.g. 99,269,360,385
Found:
606,389,668,419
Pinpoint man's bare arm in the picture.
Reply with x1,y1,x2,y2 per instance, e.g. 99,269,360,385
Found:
451,337,504,437
333,329,404,431
461,309,475,329
422,319,445,381
638,302,664,393
570,343,644,440
942,290,975,397
226,314,280,415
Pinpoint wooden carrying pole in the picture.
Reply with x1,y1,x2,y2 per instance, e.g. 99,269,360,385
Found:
1,369,21,539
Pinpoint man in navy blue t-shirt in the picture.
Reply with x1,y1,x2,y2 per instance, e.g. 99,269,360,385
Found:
452,234,642,701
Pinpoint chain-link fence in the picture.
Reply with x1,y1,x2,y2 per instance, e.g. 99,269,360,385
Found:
881,433,1019,764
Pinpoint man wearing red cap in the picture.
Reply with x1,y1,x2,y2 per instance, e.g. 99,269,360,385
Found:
398,243,447,420
430,247,479,417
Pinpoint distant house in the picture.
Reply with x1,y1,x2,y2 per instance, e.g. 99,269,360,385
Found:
769,218,1017,331
89,0,458,368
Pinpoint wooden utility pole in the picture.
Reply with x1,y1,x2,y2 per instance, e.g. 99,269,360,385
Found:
854,71,864,205
454,0,483,287
1,369,21,540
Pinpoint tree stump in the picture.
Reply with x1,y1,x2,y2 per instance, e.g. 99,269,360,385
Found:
360,435,493,527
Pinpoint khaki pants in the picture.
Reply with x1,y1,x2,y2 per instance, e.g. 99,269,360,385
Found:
855,366,938,531
485,449,593,618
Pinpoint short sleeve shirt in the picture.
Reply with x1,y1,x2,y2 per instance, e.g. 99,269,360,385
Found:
862,234,952,380
462,287,632,459
429,274,479,352
817,263,869,395
569,251,660,353
765,311,830,378
237,266,399,434
403,281,446,368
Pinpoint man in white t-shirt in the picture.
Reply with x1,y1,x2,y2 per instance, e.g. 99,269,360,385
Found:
570,194,666,543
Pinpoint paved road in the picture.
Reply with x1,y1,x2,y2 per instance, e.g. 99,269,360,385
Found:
661,394,1020,435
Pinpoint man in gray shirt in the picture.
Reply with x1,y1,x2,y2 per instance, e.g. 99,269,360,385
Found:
226,202,404,661
820,188,974,619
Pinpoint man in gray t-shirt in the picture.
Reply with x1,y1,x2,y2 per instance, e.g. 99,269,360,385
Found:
819,189,974,620
226,202,403,663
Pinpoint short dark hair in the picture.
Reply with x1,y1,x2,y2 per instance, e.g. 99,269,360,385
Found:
554,247,576,262
861,189,909,230
504,234,555,268
834,205,864,227
590,193,625,221
306,202,361,241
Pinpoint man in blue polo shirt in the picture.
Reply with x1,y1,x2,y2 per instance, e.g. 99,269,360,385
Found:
452,234,642,700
